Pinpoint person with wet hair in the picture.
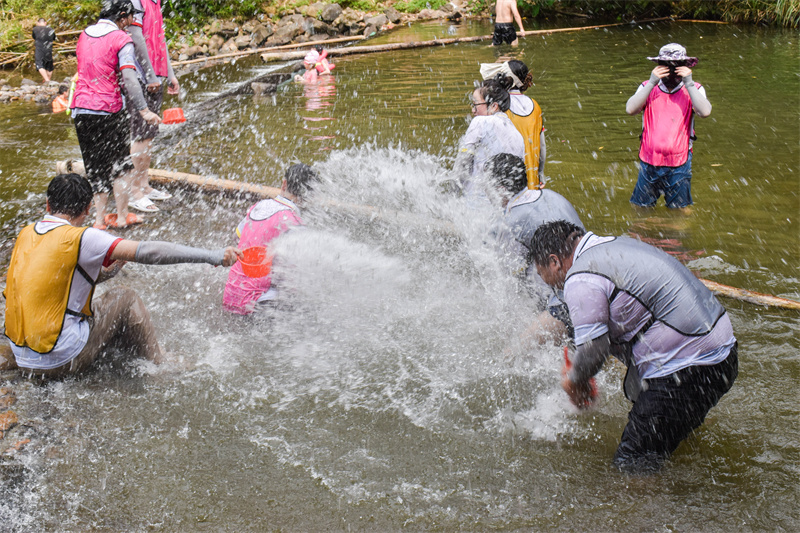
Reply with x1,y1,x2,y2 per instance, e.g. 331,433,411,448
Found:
51,84,69,113
71,0,161,229
530,220,737,472
3,174,241,378
223,164,318,315
481,60,546,188
626,43,712,210
487,154,582,343
456,79,524,200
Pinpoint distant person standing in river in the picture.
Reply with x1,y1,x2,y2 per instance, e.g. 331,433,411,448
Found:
626,43,712,211
493,0,524,46
124,0,180,214
32,18,55,83
481,60,546,188
456,79,524,200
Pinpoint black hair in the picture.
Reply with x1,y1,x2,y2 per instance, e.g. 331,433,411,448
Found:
314,45,324,53
58,84,68,94
47,174,93,218
477,79,510,112
507,60,533,92
530,220,586,267
285,163,318,198
487,153,526,194
100,0,134,21
37,18,46,24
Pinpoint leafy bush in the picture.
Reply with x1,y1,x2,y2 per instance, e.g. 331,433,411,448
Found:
395,0,449,14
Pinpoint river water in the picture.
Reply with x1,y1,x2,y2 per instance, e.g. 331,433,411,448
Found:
0,19,798,531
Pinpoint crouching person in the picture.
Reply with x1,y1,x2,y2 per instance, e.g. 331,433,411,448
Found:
530,220,738,472
3,174,241,378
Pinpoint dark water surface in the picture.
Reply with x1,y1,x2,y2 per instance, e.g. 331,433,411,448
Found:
0,20,798,531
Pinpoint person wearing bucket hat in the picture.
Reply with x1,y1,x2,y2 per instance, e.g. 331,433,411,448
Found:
626,43,712,210
71,0,161,230
223,164,318,315
124,0,181,214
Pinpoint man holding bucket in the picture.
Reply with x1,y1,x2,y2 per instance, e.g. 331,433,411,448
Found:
530,220,738,472
223,164,317,315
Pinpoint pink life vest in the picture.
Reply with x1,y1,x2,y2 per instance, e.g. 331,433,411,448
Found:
639,82,699,167
72,24,133,113
223,198,303,315
142,0,168,77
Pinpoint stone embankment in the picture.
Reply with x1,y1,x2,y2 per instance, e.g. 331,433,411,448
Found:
0,77,64,104
171,2,462,63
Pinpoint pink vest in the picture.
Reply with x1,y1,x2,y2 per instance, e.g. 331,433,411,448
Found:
639,82,699,167
72,27,132,113
223,199,302,315
142,0,168,77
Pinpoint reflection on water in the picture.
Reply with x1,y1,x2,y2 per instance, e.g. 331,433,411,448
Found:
0,20,798,531
299,75,338,147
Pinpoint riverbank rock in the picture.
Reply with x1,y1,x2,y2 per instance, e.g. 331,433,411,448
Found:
209,20,239,37
0,410,18,437
384,7,403,24
321,4,343,23
250,23,273,46
20,78,37,86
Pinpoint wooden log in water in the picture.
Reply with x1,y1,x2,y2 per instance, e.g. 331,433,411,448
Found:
699,279,800,310
261,17,672,63
173,35,366,67
148,168,800,311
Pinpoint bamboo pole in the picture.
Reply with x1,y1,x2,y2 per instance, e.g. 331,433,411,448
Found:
261,17,672,62
148,168,800,311
172,35,366,67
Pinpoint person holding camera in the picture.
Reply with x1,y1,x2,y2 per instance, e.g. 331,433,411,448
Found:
626,43,712,210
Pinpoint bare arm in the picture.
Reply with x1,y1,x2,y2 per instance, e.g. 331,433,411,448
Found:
511,1,525,33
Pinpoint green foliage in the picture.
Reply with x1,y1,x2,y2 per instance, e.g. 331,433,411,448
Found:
338,0,377,11
394,0,448,14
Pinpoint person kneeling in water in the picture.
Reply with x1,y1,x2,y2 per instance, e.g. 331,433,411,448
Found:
3,173,241,378
223,164,317,315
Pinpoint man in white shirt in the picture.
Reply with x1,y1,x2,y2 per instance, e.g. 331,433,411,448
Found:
3,173,240,378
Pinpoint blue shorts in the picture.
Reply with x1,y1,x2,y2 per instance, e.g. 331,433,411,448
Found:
630,152,693,208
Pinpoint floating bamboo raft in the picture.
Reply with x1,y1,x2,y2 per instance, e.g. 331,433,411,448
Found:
148,168,800,311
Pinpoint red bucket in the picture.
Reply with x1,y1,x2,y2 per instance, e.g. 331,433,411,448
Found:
162,107,186,124
239,246,272,278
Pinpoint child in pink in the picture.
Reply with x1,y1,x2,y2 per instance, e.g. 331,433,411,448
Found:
223,164,317,314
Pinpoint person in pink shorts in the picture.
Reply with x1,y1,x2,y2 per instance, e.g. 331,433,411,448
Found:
223,164,317,315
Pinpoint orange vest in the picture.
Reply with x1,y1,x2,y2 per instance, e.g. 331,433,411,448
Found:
4,224,93,353
507,99,543,189
52,93,68,113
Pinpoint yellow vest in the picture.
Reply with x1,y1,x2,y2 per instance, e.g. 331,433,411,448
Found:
4,223,93,353
507,99,543,189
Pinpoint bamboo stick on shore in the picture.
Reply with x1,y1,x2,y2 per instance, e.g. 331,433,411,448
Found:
148,168,800,311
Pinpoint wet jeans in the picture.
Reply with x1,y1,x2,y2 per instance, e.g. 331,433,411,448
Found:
31,288,163,378
613,342,738,472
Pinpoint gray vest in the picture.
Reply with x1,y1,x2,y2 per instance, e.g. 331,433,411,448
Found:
505,190,584,251
567,236,725,336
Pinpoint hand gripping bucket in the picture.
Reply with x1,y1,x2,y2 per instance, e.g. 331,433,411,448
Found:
239,246,272,278
162,107,186,124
